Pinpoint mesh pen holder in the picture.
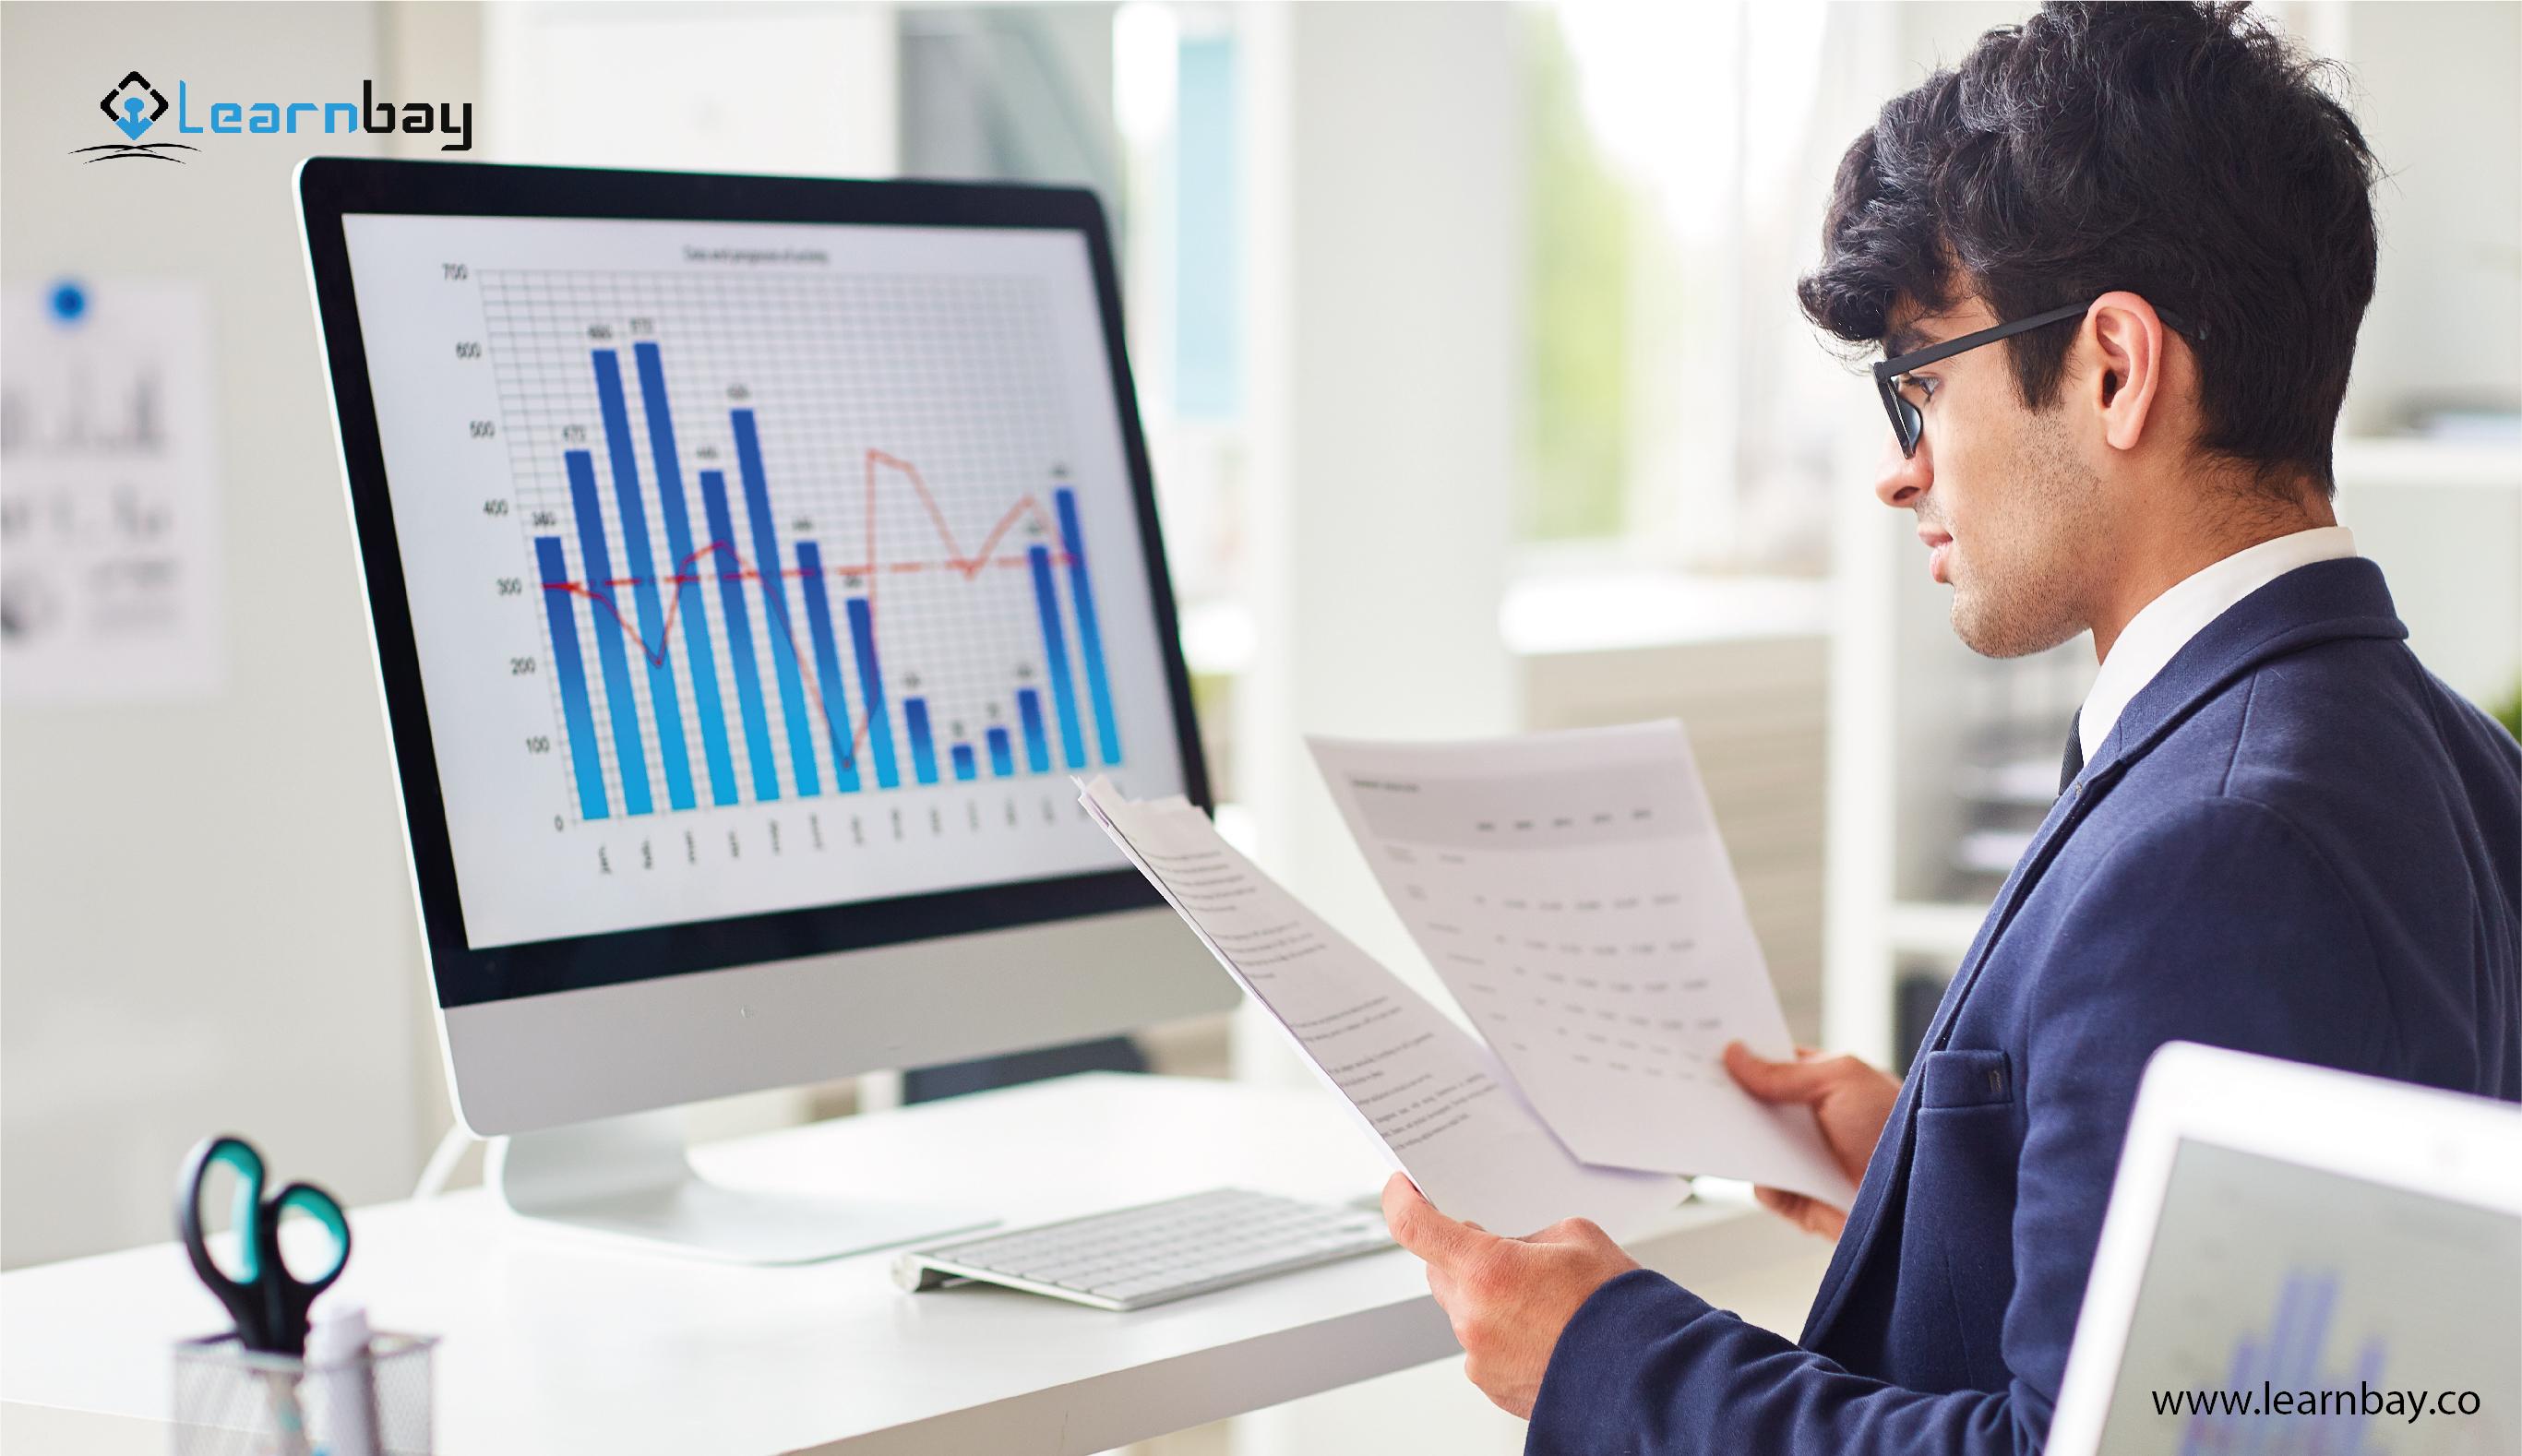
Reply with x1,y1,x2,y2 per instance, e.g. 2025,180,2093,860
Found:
172,1331,436,1456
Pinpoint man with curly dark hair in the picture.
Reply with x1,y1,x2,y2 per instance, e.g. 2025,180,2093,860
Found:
1380,6,2520,1450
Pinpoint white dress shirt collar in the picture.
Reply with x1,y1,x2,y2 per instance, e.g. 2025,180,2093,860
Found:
2077,525,2359,764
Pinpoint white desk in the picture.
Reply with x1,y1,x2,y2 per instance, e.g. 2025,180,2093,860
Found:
2,1074,1819,1455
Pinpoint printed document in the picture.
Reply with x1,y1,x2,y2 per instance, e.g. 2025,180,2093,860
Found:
1310,723,1855,1204
1079,782,1687,1236
1080,719,1855,1227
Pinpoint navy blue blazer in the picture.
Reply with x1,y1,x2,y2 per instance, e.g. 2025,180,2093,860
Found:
1528,557,2520,1454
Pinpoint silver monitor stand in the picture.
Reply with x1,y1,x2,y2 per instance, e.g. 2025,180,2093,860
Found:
485,1108,994,1263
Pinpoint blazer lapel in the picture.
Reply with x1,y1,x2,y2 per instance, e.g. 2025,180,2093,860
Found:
1799,766,2117,1343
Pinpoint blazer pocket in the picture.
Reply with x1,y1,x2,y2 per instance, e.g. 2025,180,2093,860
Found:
1917,1047,2014,1110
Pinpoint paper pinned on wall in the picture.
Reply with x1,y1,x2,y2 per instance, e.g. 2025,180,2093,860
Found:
1,277,223,703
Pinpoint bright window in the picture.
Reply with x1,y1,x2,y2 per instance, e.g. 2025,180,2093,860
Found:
1522,0,1836,575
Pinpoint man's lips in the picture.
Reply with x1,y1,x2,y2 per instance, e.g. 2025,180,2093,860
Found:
1918,526,1953,584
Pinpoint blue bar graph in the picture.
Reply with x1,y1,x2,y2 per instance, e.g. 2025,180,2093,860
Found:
794,542,861,794
699,468,782,801
592,350,695,811
631,340,737,806
2179,1268,2377,1456
1054,488,1122,765
565,449,653,815
1027,544,1088,769
1017,687,1050,772
536,536,610,819
527,351,1144,820
843,598,900,789
2346,1337,2384,1453
904,697,939,784
732,409,819,797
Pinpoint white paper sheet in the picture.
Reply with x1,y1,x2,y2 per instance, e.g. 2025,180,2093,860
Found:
1079,779,1687,1237
0,279,222,703
1308,722,1857,1206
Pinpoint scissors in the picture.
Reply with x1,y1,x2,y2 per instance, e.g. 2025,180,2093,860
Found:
176,1134,352,1355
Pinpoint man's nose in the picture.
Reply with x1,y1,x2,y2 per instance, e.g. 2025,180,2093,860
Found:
1873,432,1930,509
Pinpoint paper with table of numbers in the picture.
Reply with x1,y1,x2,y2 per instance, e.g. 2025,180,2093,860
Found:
1078,779,1689,1237
1307,722,1856,1206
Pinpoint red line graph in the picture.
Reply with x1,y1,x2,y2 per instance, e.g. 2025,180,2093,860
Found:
542,448,1069,772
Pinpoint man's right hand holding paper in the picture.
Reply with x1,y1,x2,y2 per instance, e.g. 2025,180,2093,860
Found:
1722,1042,1901,1240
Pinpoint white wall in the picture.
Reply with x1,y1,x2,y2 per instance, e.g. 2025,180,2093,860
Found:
1235,0,1524,1009
2326,0,2522,709
2334,0,2521,436
0,2,481,1266
1227,8,1527,1450
482,2,894,173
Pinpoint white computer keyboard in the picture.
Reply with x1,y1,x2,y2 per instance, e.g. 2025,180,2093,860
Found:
892,1187,1394,1311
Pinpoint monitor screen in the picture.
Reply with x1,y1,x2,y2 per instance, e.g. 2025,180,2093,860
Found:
331,205,1193,973
2093,1139,2521,1453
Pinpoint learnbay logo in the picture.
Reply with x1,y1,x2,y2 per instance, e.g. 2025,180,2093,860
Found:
70,69,472,165
77,71,195,163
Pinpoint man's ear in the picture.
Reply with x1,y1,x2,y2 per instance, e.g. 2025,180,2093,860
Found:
2082,292,2172,456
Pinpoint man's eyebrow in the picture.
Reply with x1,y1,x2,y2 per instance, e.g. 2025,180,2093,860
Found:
1883,324,1934,358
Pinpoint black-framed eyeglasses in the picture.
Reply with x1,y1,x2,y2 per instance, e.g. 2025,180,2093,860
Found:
1871,299,2206,459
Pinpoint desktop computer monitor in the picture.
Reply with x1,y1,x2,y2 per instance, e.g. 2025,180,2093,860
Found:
297,158,1233,1259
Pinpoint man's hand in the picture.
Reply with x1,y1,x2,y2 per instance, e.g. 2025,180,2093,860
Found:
1722,1041,1900,1240
1381,1173,1641,1418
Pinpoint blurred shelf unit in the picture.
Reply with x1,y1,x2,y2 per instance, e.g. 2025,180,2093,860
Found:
2331,436,2522,492
2331,435,2522,715
1886,899,1989,964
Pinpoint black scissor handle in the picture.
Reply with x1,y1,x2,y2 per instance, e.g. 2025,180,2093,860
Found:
255,1179,353,1355
176,1134,271,1344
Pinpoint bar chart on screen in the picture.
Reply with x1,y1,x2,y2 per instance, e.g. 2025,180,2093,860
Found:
485,272,1126,827
340,214,1189,948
